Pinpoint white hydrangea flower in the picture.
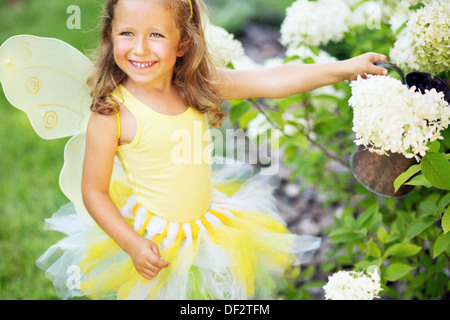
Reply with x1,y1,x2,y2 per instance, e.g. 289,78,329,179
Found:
347,1,383,29
280,0,422,51
381,0,421,20
349,75,450,160
204,23,246,68
347,0,421,30
390,28,420,72
407,1,450,74
280,0,351,49
323,268,382,300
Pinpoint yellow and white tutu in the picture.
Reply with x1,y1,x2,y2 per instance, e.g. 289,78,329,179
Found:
36,162,320,300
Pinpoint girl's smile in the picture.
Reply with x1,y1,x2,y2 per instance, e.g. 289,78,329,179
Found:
129,60,157,70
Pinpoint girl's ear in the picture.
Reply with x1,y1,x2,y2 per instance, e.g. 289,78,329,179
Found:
177,40,189,58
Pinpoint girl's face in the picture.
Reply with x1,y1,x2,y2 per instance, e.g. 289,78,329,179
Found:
111,0,185,90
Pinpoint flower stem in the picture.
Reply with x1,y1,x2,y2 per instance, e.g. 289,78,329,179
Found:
248,99,350,169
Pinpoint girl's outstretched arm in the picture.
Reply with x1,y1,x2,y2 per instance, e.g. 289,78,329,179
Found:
81,112,169,280
217,52,388,100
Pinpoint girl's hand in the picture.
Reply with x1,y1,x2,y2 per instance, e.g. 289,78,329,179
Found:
128,237,170,280
345,52,389,81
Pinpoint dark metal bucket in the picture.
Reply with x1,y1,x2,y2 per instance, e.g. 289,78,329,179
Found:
350,63,449,198
351,146,418,198
374,62,450,104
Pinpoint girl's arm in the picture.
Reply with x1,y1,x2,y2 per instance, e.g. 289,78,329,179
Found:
217,52,388,100
81,112,169,280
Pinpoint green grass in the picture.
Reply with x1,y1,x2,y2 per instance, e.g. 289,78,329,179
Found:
0,87,68,299
0,0,105,300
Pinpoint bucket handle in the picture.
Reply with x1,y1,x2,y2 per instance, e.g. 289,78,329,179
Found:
374,62,406,85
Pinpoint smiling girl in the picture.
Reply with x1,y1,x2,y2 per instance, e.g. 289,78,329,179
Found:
35,0,388,299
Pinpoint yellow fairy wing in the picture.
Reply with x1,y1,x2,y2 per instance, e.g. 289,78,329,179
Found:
0,35,93,139
0,35,130,221
60,132,130,222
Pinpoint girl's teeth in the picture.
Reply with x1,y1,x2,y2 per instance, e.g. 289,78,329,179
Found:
132,61,151,67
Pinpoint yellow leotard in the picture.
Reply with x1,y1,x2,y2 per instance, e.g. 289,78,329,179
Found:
112,85,214,223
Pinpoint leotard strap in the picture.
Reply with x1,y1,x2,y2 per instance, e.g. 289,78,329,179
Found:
116,112,121,141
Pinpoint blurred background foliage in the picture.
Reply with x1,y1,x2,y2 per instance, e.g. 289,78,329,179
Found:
206,0,294,33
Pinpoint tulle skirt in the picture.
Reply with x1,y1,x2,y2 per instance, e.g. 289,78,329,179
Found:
36,162,321,300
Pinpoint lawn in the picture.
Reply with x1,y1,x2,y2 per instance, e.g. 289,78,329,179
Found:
0,0,104,300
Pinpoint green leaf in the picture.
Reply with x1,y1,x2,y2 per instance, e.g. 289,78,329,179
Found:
356,204,378,230
428,140,441,153
404,217,435,241
419,199,439,215
266,110,285,130
310,94,342,102
238,109,258,129
382,242,421,259
394,164,421,192
367,241,381,258
437,193,450,213
229,101,250,125
421,152,450,190
287,132,308,149
283,55,300,64
226,61,235,70
432,232,450,258
306,44,320,57
405,174,432,188
383,263,415,282
301,281,326,290
442,206,450,234
377,226,388,244
329,227,360,244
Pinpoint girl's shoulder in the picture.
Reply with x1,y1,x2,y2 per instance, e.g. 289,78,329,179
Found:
86,111,120,143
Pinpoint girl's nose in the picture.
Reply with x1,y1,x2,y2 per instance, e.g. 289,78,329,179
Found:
134,36,150,55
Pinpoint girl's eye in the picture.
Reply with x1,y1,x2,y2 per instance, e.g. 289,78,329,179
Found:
151,33,163,38
121,32,133,37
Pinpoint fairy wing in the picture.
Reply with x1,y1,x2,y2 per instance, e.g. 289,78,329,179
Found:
0,35,92,139
60,132,130,223
0,35,129,221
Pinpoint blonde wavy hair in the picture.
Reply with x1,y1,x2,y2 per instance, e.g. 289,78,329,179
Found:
87,0,226,127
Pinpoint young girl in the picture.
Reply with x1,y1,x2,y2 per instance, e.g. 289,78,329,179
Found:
36,0,388,300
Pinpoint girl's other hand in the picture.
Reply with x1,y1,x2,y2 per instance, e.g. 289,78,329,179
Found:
345,52,389,81
128,237,170,280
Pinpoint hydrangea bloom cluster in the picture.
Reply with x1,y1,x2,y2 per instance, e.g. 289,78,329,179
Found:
389,28,420,72
380,0,421,20
349,75,450,160
280,0,351,49
204,23,246,68
323,268,382,300
407,1,450,74
280,0,421,51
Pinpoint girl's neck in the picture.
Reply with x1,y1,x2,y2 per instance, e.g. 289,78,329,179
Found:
122,78,187,114
123,76,175,96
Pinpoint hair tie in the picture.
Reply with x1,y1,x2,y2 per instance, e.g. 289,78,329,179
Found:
188,0,193,19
